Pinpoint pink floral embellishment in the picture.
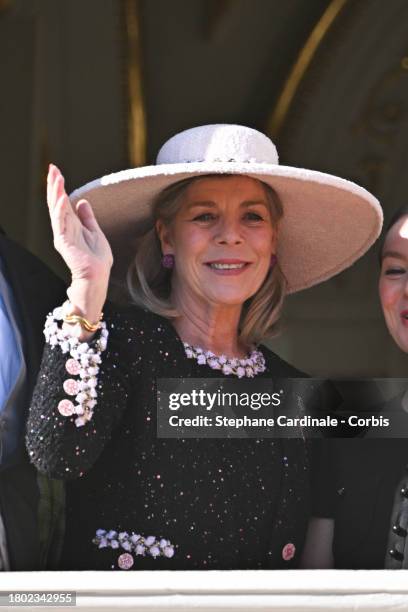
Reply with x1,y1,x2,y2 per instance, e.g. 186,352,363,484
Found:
57,399,75,417
93,529,175,561
208,358,221,369
118,553,134,570
65,358,81,375
44,304,108,427
63,378,80,396
282,542,296,561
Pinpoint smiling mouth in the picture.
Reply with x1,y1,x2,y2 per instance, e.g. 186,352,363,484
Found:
205,262,250,270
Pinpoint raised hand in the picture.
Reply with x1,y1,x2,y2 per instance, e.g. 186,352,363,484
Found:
47,164,113,334
47,164,113,283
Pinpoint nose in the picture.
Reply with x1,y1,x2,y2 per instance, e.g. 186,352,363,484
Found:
214,217,243,245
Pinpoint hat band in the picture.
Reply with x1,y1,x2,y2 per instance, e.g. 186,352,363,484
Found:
159,157,272,164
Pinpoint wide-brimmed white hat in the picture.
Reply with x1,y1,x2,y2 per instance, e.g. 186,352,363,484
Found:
70,124,383,293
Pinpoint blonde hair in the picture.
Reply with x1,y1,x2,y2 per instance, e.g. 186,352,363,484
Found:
127,175,287,346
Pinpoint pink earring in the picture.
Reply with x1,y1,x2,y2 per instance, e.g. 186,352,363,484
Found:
270,254,277,269
162,254,175,269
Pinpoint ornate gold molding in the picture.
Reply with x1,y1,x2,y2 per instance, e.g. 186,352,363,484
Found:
123,0,147,166
351,59,408,146
267,0,349,138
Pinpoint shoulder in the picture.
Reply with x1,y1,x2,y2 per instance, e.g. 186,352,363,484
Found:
0,233,65,291
102,302,180,365
104,301,175,340
0,233,45,273
104,301,168,325
259,343,308,377
0,234,66,329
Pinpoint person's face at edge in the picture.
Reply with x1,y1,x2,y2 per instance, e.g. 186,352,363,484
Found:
156,175,278,311
379,214,408,353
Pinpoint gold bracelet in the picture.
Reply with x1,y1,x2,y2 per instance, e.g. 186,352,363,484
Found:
62,301,103,333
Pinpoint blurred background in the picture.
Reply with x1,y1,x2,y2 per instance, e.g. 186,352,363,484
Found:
1,0,408,376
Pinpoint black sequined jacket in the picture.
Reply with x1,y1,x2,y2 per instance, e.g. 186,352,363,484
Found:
26,302,310,571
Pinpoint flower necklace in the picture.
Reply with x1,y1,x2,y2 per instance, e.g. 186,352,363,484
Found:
183,342,266,378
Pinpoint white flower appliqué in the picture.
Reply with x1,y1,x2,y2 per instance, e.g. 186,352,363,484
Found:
44,304,108,427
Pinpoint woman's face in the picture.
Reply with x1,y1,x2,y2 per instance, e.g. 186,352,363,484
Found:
379,214,408,353
157,175,278,308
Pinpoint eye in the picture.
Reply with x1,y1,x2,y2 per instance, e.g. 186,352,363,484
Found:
384,267,406,276
192,212,216,222
244,211,264,222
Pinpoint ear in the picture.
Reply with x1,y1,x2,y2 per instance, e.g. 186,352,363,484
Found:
155,219,174,254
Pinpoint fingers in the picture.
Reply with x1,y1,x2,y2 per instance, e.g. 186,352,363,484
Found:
48,164,69,209
52,175,65,213
51,193,68,243
47,165,101,249
46,165,68,241
75,199,100,233
47,165,57,208
47,164,63,213
47,164,75,225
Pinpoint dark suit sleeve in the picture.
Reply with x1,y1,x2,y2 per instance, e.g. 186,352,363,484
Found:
310,439,337,518
25,302,139,480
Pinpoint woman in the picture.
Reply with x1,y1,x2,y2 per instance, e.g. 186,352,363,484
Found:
25,124,382,570
302,203,408,569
